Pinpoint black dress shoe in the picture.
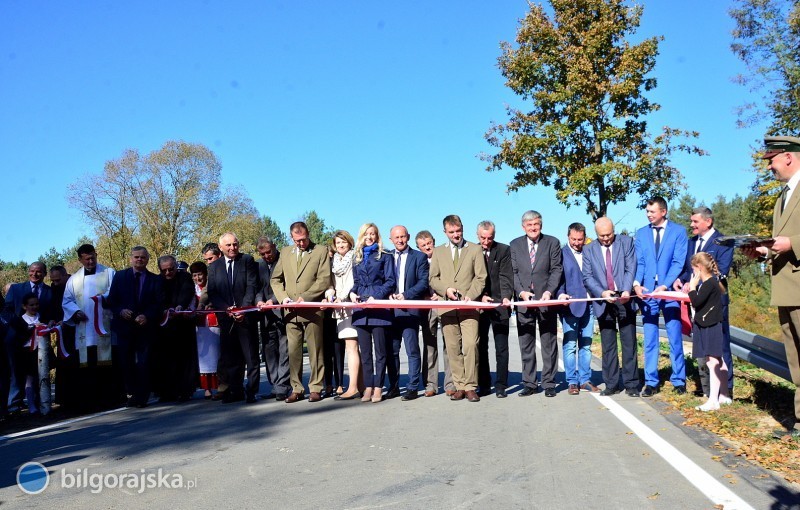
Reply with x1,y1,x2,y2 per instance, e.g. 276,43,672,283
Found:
401,391,418,401
385,388,401,399
496,389,507,398
641,385,656,397
518,386,537,397
222,393,245,404
673,385,687,395
274,393,287,401
625,388,640,397
600,387,620,396
772,428,800,440
477,388,491,397
246,396,258,404
544,388,557,397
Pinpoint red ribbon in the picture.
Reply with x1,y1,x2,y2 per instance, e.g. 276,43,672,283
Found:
90,295,109,335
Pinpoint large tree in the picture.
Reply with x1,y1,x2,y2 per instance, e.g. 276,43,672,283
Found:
730,0,800,233
68,140,260,268
483,0,705,220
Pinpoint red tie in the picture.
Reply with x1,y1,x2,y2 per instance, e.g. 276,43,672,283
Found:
605,247,615,291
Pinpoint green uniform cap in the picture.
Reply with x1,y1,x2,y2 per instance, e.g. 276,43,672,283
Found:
761,136,800,159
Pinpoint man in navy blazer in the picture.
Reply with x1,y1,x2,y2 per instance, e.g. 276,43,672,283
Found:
673,206,734,395
633,197,689,396
509,210,563,397
387,225,430,401
476,221,513,398
556,223,597,395
583,217,641,396
107,247,164,408
4,261,52,411
207,232,260,404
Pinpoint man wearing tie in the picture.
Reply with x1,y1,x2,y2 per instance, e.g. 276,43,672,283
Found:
107,247,163,408
4,262,52,412
256,236,291,401
429,215,487,402
583,217,640,396
744,136,800,440
476,221,513,398
271,222,332,403
633,197,689,397
387,225,429,401
509,210,563,397
206,232,260,404
674,207,734,397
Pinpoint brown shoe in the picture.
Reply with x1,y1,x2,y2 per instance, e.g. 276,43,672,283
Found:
424,390,436,397
581,382,599,393
568,384,580,395
450,390,465,401
445,388,456,397
308,392,322,402
466,390,480,402
285,392,305,403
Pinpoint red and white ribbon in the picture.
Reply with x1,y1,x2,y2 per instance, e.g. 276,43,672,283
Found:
90,295,109,335
157,293,692,326
641,290,690,303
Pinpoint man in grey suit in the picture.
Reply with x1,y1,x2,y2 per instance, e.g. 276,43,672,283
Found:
255,236,291,400
509,210,563,397
582,217,640,396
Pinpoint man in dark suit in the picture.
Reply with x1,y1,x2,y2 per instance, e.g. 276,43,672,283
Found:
556,223,598,395
476,221,513,398
415,230,454,397
509,210,563,397
386,225,430,401
634,196,689,397
155,255,198,402
583,217,641,396
206,232,261,404
107,247,163,408
4,261,52,411
673,206,734,396
255,236,291,401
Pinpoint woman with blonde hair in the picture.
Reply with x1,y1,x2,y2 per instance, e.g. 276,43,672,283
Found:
324,230,363,400
687,251,730,411
350,223,396,403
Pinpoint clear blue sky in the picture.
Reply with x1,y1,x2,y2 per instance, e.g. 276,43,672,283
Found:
0,1,765,263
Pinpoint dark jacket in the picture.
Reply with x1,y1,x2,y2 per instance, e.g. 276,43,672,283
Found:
350,250,396,326
688,276,723,327
107,268,164,338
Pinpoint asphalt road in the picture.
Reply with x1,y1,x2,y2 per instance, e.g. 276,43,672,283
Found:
1,326,797,509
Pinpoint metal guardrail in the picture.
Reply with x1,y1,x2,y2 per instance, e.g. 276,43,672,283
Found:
635,317,790,382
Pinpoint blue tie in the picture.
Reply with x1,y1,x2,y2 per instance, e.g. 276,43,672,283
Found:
653,226,663,255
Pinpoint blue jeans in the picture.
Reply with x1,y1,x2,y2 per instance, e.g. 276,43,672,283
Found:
562,308,594,385
641,299,685,388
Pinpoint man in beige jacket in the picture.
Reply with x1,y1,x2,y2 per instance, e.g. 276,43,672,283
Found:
429,215,487,402
746,136,800,440
271,222,332,403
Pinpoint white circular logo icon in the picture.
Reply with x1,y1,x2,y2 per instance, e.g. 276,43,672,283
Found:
17,462,50,495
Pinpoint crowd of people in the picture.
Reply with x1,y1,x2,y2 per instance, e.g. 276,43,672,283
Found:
0,135,798,440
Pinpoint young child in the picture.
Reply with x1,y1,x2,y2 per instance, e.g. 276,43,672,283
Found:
16,293,54,416
687,252,731,412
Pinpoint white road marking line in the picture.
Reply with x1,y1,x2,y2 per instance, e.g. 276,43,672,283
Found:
0,406,129,441
592,393,755,510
